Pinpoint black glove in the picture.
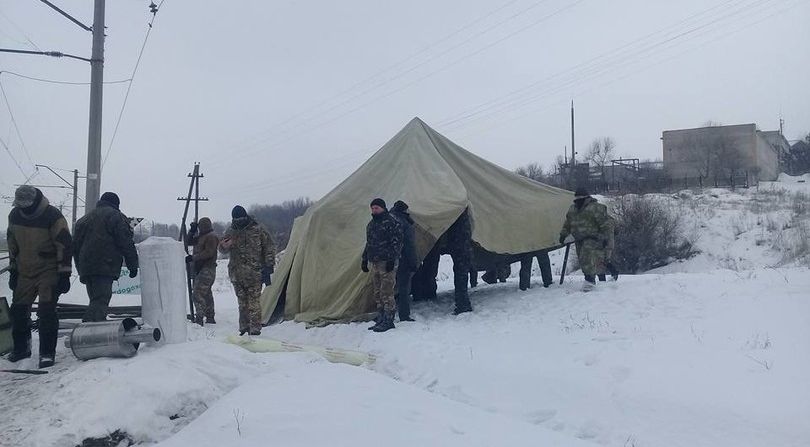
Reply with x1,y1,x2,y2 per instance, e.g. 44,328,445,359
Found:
261,266,272,286
559,235,566,245
56,273,71,294
185,255,194,264
361,260,369,273
129,267,138,278
385,260,395,273
9,270,18,291
188,222,198,235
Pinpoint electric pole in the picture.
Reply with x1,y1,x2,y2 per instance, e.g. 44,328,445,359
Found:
85,0,106,213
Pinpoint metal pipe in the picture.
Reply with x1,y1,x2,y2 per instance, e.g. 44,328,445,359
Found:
66,318,161,360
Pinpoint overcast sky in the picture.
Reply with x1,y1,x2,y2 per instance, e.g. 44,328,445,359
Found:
1,0,808,227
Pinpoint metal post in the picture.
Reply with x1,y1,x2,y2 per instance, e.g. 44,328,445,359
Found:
570,101,575,165
84,0,105,213
194,163,200,223
72,169,79,228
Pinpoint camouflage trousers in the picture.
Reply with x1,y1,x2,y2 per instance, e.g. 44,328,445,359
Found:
370,261,397,314
575,239,607,277
192,266,216,319
233,280,262,333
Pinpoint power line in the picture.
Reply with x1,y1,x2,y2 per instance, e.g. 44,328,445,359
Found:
0,77,35,169
0,70,132,85
214,0,525,158
0,10,42,51
438,0,778,133
0,133,28,179
452,0,801,140
208,0,586,168
102,0,168,169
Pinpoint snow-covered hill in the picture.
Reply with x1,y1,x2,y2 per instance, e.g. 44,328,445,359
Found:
1,177,808,447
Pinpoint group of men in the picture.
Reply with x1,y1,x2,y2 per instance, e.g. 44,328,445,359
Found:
361,188,619,332
3,183,277,367
5,186,138,368
362,198,476,333
4,182,617,365
181,205,277,336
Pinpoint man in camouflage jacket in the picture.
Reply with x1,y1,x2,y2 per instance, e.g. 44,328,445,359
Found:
559,188,612,291
6,186,73,368
187,217,220,326
219,206,275,335
361,198,403,332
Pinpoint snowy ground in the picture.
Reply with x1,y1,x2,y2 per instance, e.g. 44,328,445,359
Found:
1,177,809,447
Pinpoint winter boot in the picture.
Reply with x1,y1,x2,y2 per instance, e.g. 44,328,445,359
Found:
38,355,55,368
597,274,607,282
249,329,261,336
582,275,596,292
368,310,384,330
194,314,204,326
372,311,395,333
7,304,32,362
607,262,619,281
452,305,473,315
206,316,216,324
37,302,59,368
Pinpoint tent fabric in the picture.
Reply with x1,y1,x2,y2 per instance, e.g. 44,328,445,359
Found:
261,118,573,325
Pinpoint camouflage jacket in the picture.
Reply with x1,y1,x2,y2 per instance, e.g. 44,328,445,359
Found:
560,197,612,244
362,211,403,263
190,229,219,273
7,196,73,277
220,216,275,284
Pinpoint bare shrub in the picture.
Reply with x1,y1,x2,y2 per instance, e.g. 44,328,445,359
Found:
612,196,697,273
793,191,809,216
250,197,313,250
772,216,810,266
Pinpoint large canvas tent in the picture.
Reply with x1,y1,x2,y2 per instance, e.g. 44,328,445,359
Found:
261,118,573,325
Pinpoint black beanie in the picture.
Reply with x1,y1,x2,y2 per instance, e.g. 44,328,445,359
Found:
573,187,590,199
392,200,408,212
100,192,120,208
232,205,247,219
370,198,387,209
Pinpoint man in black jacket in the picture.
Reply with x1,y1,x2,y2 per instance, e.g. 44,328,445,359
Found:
390,200,418,322
361,198,403,332
73,192,139,322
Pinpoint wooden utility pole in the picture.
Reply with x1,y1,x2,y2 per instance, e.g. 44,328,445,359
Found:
177,163,209,321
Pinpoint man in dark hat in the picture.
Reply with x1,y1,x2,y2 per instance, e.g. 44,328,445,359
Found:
559,188,612,291
5,186,73,368
361,198,403,332
74,191,139,322
219,205,275,336
389,200,418,322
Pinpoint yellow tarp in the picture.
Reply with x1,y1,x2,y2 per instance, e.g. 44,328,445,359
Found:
261,118,573,325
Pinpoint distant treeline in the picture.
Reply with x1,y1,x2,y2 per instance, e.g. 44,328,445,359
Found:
134,197,313,252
